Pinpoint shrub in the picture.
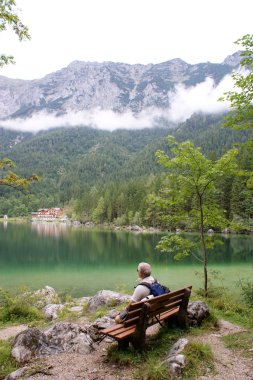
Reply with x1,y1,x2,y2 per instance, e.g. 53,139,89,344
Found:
0,340,17,378
0,288,43,325
239,279,253,306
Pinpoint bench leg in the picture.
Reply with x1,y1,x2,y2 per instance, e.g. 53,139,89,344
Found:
131,302,150,352
118,338,130,350
177,288,191,329
131,331,146,352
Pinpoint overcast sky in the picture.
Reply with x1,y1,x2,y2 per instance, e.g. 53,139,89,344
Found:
0,0,252,80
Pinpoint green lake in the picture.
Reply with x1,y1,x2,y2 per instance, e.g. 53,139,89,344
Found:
0,222,252,297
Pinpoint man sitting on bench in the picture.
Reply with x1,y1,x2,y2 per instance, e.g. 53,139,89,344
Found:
115,262,156,324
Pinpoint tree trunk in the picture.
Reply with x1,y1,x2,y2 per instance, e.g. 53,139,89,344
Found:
199,195,208,297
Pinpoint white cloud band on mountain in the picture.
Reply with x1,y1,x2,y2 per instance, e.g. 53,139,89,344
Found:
0,75,232,132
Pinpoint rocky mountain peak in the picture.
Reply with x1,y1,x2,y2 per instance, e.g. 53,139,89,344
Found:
0,53,240,121
222,51,242,67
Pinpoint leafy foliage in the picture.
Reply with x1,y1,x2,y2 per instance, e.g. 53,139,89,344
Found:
155,136,240,296
0,340,17,378
0,0,30,67
0,156,39,190
239,279,253,306
0,288,43,324
220,34,253,134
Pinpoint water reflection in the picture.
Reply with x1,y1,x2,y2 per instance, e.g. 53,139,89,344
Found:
0,223,253,296
0,223,252,268
31,222,69,238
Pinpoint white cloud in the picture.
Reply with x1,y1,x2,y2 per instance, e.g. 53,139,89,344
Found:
165,75,232,122
0,75,233,132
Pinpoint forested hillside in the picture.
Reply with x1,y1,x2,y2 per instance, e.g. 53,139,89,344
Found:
0,113,252,230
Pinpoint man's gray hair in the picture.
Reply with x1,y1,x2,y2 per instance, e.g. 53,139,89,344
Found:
138,262,151,277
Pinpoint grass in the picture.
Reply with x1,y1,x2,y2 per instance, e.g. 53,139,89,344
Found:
192,286,253,329
222,331,253,359
182,341,214,379
106,324,215,380
0,340,18,379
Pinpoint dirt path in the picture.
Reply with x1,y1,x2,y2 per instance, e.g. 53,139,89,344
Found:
1,321,252,379
0,324,28,340
196,320,252,380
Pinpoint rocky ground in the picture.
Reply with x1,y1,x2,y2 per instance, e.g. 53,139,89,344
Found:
1,319,252,380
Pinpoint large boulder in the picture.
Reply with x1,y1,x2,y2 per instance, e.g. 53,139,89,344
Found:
44,323,94,354
187,301,209,326
88,290,131,312
32,286,60,308
11,328,48,364
11,323,94,364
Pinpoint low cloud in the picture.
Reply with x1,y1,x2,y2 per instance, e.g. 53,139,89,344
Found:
0,75,232,133
166,75,232,122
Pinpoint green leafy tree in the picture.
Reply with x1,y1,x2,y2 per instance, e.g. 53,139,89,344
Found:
220,34,253,135
0,157,38,190
92,196,106,224
0,0,30,67
155,136,239,296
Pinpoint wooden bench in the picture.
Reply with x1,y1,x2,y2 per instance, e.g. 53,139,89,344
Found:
99,285,192,351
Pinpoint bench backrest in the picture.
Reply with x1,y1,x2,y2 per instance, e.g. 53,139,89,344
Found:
123,285,192,328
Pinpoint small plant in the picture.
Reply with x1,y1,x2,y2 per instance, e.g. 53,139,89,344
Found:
88,306,108,322
107,298,119,308
0,288,43,325
0,340,18,378
183,341,214,379
134,358,169,380
222,331,253,358
239,279,253,306
106,345,142,366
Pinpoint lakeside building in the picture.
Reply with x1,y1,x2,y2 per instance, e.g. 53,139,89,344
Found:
31,208,63,221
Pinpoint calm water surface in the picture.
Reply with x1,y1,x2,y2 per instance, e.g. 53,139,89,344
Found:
0,222,252,297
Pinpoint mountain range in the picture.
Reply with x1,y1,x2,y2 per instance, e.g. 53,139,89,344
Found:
0,52,241,122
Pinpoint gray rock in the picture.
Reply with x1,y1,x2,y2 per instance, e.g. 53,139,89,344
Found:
168,338,189,356
11,323,94,364
11,328,48,364
73,296,91,306
88,314,116,342
187,301,209,326
130,225,142,232
164,338,189,376
43,303,64,320
68,306,83,313
88,290,131,312
32,286,60,308
84,221,95,228
44,323,93,354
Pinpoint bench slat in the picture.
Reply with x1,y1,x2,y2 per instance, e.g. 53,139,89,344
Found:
100,324,136,338
99,323,124,335
114,326,136,340
148,299,182,318
148,296,183,313
156,306,180,322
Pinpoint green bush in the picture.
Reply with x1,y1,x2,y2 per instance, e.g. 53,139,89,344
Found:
0,288,43,325
0,340,17,378
239,279,253,306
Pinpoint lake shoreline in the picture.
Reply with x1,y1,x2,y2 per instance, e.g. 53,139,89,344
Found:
1,217,253,235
